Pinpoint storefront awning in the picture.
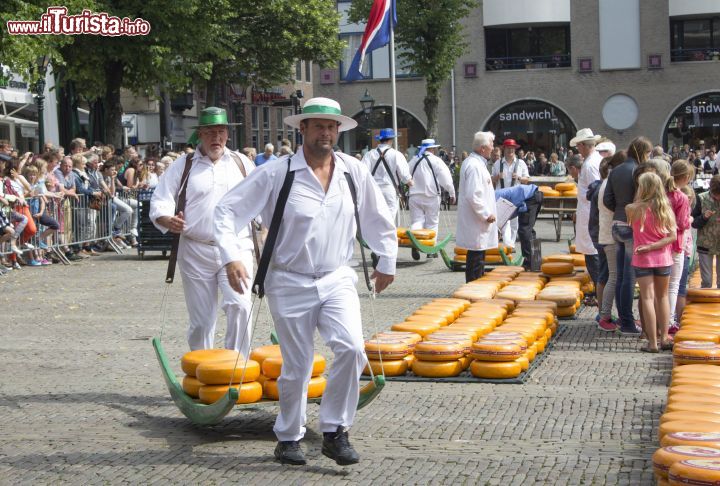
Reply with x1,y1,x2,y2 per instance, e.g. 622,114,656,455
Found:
0,88,33,106
0,115,38,127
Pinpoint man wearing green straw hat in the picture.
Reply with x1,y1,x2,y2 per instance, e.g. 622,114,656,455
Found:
215,97,397,467
150,107,256,357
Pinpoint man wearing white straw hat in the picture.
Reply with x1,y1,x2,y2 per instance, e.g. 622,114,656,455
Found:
407,138,456,257
570,128,602,303
214,97,397,467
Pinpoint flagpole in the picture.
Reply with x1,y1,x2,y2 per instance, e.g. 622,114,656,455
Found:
390,24,398,151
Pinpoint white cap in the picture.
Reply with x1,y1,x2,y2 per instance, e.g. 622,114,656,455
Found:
596,141,616,155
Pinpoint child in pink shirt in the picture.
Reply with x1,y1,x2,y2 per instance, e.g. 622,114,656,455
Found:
627,172,677,353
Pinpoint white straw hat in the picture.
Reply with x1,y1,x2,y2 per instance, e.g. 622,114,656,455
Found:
283,97,358,132
569,128,602,147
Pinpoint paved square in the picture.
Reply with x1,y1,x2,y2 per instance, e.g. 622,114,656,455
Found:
0,213,665,485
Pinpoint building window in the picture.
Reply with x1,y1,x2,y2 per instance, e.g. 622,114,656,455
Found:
305,61,312,83
485,25,571,71
286,108,294,143
251,106,259,149
276,108,284,143
340,33,372,80
296,61,303,81
671,18,720,62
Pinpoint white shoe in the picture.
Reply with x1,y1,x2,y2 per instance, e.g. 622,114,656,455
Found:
10,245,23,256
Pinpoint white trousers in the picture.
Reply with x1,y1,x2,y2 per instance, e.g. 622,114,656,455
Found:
379,185,399,222
267,266,365,442
668,251,684,323
501,217,519,248
409,194,440,234
178,238,254,356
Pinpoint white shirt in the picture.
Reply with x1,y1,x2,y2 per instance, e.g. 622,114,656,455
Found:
214,148,397,276
598,179,614,245
575,149,602,254
492,157,529,189
578,150,601,201
150,146,254,250
361,143,412,188
456,153,499,251
145,172,159,189
408,152,455,198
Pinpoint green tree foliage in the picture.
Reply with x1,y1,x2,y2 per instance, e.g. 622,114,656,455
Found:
348,0,476,138
1,0,342,147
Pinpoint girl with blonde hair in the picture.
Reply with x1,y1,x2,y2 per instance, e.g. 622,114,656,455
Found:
626,172,676,353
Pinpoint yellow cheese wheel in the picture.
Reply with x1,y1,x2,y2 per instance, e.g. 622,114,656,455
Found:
667,393,720,405
399,237,436,246
263,375,327,400
182,375,203,398
661,412,720,425
411,309,454,325
688,288,720,303
484,254,504,264
674,330,720,344
669,459,720,485
425,332,474,350
363,358,408,376
454,246,468,255
502,316,547,333
404,354,414,370
249,345,282,368
364,340,411,360
556,304,578,318
482,331,528,345
537,288,578,308
392,321,441,337
674,341,720,365
668,385,720,399
431,298,471,310
673,364,720,376
486,245,513,255
372,331,424,347
494,326,537,346
662,432,720,449
511,310,555,326
659,421,720,440
519,300,559,313
653,446,720,480
446,323,493,340
459,355,472,370
516,355,529,372
543,189,561,197
404,314,449,328
670,379,720,389
537,185,555,194
181,348,242,377
261,354,326,379
665,401,720,415
198,381,263,404
469,340,524,362
409,228,437,240
541,262,575,276
414,340,466,361
195,359,260,385
535,335,548,354
470,360,522,379
411,358,463,377
396,227,409,238
561,190,578,197
571,254,586,267
420,303,464,319
555,182,577,192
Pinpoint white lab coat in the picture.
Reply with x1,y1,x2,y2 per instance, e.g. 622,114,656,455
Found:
361,144,412,220
214,148,397,442
408,152,455,233
575,150,601,255
456,153,498,251
492,157,528,246
150,147,255,355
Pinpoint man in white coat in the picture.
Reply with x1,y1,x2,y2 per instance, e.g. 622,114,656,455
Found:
360,128,413,221
408,138,456,257
570,128,602,302
150,107,255,356
492,139,529,248
214,97,397,467
457,131,498,282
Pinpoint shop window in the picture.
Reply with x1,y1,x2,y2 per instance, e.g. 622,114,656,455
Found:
485,25,571,71
305,61,312,83
671,17,720,62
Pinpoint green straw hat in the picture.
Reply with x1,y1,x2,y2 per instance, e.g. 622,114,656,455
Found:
283,97,357,132
187,106,239,145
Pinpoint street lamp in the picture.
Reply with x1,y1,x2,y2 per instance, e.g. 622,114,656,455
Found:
34,55,50,151
289,89,304,148
359,89,375,150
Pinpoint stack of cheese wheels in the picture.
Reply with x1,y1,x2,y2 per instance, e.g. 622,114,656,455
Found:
537,283,581,318
538,185,561,197
653,447,720,482
453,246,467,263
397,228,436,246
453,282,500,301
262,353,327,400
179,348,263,405
555,181,577,197
541,260,574,277
542,254,574,264
669,459,720,485
363,335,413,377
673,341,720,366
411,338,467,378
495,283,540,303
469,330,527,378
500,314,550,355
687,288,720,304
483,245,514,264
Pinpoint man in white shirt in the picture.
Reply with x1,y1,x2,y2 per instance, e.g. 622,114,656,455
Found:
150,107,256,356
408,138,456,257
570,128,602,299
492,139,529,247
456,131,498,282
360,128,413,221
214,97,396,467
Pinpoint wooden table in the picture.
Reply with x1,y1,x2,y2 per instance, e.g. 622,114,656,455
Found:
539,196,577,242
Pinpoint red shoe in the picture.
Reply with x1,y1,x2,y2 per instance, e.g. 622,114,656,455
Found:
668,323,680,336
598,317,619,332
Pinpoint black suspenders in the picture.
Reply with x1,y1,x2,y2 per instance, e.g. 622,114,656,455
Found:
412,154,440,195
372,147,401,197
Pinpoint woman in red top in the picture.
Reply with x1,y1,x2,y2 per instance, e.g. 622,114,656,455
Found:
626,172,677,353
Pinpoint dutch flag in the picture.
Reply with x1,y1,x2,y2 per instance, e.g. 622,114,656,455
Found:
345,0,397,82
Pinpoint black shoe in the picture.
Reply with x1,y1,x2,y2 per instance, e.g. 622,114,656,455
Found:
411,248,420,260
66,252,83,262
427,253,438,258
322,426,360,466
274,441,306,465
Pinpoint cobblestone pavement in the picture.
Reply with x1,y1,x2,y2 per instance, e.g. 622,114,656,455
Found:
0,212,666,485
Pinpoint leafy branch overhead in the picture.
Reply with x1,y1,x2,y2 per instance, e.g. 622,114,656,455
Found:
347,0,476,138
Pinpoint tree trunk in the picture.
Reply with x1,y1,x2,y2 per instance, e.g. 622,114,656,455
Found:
103,61,124,148
423,81,440,139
